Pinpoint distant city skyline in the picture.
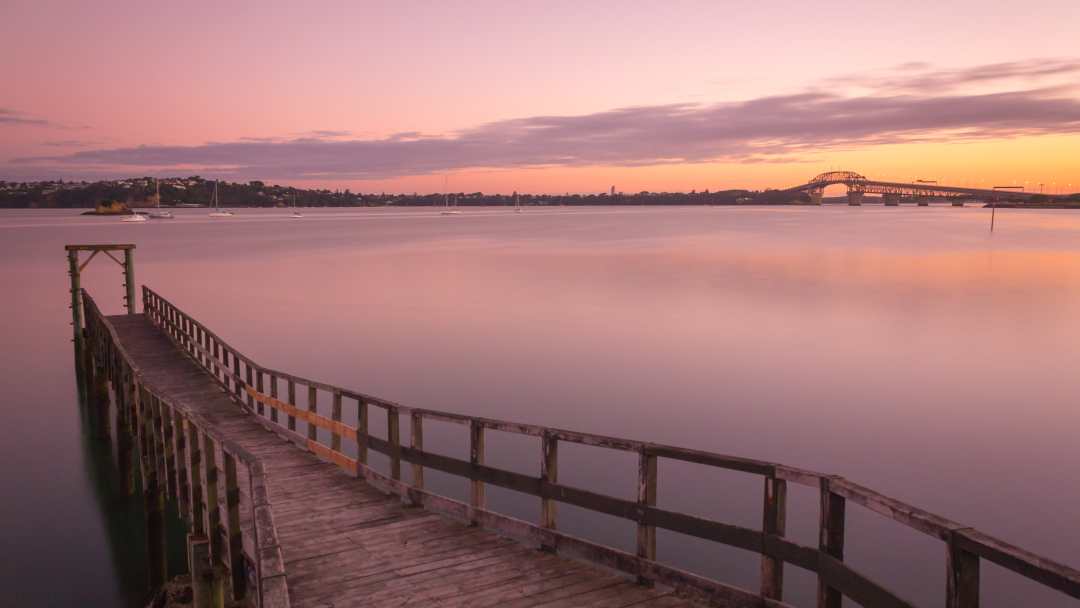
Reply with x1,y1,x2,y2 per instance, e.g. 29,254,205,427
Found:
2,1,1079,193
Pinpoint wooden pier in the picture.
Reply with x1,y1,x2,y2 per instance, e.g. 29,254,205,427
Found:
70,244,1080,608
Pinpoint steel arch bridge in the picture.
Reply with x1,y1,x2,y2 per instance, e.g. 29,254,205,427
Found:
786,171,1040,204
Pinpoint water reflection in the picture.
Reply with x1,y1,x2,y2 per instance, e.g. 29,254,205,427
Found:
2,206,1079,606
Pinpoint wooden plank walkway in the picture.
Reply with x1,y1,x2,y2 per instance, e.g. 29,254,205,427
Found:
108,313,700,608
75,279,1080,608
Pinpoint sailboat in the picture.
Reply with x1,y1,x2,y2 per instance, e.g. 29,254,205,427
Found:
207,181,234,217
439,175,461,215
440,193,462,215
514,191,522,213
148,179,173,218
291,194,303,218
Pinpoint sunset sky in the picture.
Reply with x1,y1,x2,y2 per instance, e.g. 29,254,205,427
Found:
2,0,1079,193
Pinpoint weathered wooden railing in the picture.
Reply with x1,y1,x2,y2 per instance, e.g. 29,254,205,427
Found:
141,286,1080,608
83,291,289,608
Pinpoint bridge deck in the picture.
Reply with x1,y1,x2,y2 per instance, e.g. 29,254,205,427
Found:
108,313,699,608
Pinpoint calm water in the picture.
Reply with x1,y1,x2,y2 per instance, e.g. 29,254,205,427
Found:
2,206,1079,607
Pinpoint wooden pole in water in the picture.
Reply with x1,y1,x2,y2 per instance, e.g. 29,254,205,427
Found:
67,249,84,353
123,248,136,314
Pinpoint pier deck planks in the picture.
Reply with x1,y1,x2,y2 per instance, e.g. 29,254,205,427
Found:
107,313,695,608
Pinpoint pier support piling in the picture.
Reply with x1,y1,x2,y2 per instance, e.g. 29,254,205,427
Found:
189,535,214,608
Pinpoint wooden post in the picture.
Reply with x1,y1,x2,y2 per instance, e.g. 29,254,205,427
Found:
331,390,343,451
287,380,297,432
246,366,255,411
159,398,176,500
356,401,368,466
151,396,168,495
91,356,112,439
186,421,206,536
201,433,225,604
469,420,485,524
212,339,221,380
818,476,846,608
220,349,229,389
202,433,222,559
138,385,167,589
192,326,202,366
541,431,558,551
123,248,136,314
172,409,190,523
636,448,657,584
269,374,279,424
132,382,150,499
223,452,246,601
388,407,401,481
254,370,264,416
67,249,83,353
410,412,424,489
307,386,318,441
111,365,134,495
947,532,980,608
189,535,213,608
761,475,787,600
232,353,241,400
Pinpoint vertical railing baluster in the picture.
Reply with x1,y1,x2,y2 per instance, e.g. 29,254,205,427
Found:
287,380,297,432
232,352,241,400
307,386,318,442
268,374,279,424
254,369,264,416
469,420,485,524
195,326,204,367
212,339,221,381
541,431,558,550
246,365,255,411
410,412,424,489
331,390,343,452
761,474,787,600
817,476,846,608
356,401,368,466
221,349,230,390
636,447,657,585
388,406,401,481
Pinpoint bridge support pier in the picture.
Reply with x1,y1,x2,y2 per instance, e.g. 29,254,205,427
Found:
918,199,930,206
808,191,823,206
847,191,864,206
952,200,964,207
883,194,900,206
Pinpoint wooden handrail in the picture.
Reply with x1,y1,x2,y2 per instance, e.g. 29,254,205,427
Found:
138,285,1080,607
84,290,289,608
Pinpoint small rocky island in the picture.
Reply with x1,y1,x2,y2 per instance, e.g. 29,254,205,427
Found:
81,200,132,215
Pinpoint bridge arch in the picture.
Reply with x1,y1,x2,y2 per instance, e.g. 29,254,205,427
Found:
808,171,867,187
805,171,867,204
